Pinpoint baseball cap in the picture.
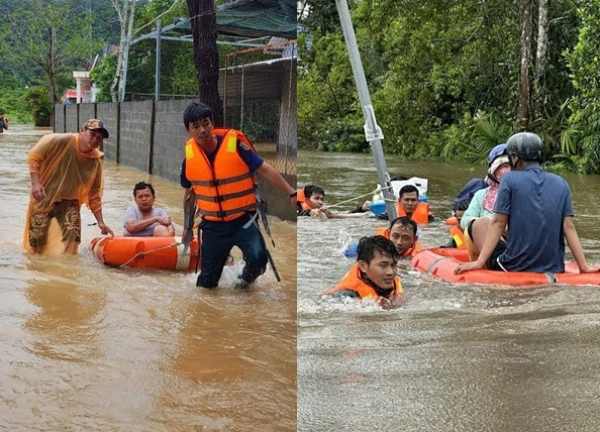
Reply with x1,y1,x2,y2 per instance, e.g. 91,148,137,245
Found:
83,119,109,138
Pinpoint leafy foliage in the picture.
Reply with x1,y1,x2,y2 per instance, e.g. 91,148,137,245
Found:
23,87,53,126
91,0,203,101
1,1,104,103
299,0,596,173
563,2,600,174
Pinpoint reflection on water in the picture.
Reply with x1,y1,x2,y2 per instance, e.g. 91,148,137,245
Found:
0,124,296,432
297,150,600,432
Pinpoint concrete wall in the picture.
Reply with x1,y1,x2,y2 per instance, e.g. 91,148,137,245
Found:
152,99,194,183
65,105,79,134
54,101,297,222
96,102,119,161
78,104,96,129
257,174,297,222
118,100,154,173
54,105,65,133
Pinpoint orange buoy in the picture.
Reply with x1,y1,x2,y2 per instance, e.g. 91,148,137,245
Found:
411,248,600,288
90,236,200,271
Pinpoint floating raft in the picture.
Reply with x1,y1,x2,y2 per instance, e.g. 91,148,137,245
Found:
90,236,200,271
411,248,600,288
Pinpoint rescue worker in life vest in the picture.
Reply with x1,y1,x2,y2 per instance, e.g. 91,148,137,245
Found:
328,235,404,308
396,184,432,225
181,103,297,289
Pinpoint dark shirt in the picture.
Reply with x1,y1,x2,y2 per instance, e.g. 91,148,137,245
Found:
495,163,573,273
297,206,313,216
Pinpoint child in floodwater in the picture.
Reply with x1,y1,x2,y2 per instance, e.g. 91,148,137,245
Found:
297,185,367,219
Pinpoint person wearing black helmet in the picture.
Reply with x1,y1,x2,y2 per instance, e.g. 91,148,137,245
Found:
455,132,599,275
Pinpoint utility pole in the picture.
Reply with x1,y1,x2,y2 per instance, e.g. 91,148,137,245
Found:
155,19,161,101
334,0,397,219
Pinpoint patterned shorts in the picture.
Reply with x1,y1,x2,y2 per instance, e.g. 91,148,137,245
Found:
29,199,81,248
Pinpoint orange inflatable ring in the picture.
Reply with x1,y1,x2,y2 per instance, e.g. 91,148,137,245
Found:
90,236,200,271
411,248,600,288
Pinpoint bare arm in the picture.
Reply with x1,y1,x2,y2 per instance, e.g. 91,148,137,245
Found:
124,216,171,233
93,210,114,236
564,216,599,273
182,188,196,239
30,172,46,201
455,213,507,274
256,162,297,207
183,187,194,209
321,208,367,219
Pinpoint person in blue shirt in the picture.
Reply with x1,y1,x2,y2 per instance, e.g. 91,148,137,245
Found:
455,132,599,275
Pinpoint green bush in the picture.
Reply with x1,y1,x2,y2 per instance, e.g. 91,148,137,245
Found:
318,117,368,152
23,87,52,126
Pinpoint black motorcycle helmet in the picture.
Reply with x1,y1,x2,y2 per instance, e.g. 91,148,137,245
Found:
505,132,544,162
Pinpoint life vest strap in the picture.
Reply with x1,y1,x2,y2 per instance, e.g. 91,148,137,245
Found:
191,172,253,187
195,187,255,203
197,203,257,218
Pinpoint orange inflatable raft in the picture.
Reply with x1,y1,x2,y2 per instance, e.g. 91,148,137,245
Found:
411,248,600,288
90,236,200,271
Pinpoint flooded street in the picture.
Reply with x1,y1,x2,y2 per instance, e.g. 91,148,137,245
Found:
297,150,600,432
0,125,296,432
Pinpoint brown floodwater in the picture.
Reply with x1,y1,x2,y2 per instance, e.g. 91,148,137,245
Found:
0,124,297,432
297,149,600,432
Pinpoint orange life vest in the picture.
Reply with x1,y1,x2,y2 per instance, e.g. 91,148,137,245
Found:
449,225,466,249
403,241,423,257
445,216,458,226
297,187,312,211
329,263,403,300
375,226,423,257
395,201,430,225
185,128,257,222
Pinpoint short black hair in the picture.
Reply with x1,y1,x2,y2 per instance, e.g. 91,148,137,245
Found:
133,181,155,197
357,235,400,263
389,216,417,236
183,102,214,128
303,185,314,197
454,199,470,212
309,185,325,197
399,184,419,199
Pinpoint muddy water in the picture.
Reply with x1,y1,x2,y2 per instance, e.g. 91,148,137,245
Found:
297,149,600,432
0,125,296,432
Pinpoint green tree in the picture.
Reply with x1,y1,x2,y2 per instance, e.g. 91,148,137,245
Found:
564,2,600,174
1,1,103,104
299,0,581,169
23,86,53,126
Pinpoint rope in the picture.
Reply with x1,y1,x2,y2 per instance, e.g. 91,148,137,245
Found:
118,242,182,268
325,186,394,209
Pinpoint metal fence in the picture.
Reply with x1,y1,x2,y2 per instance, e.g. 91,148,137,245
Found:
221,40,297,175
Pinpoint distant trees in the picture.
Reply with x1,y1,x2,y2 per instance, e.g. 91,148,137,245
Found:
1,1,102,105
299,0,600,173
